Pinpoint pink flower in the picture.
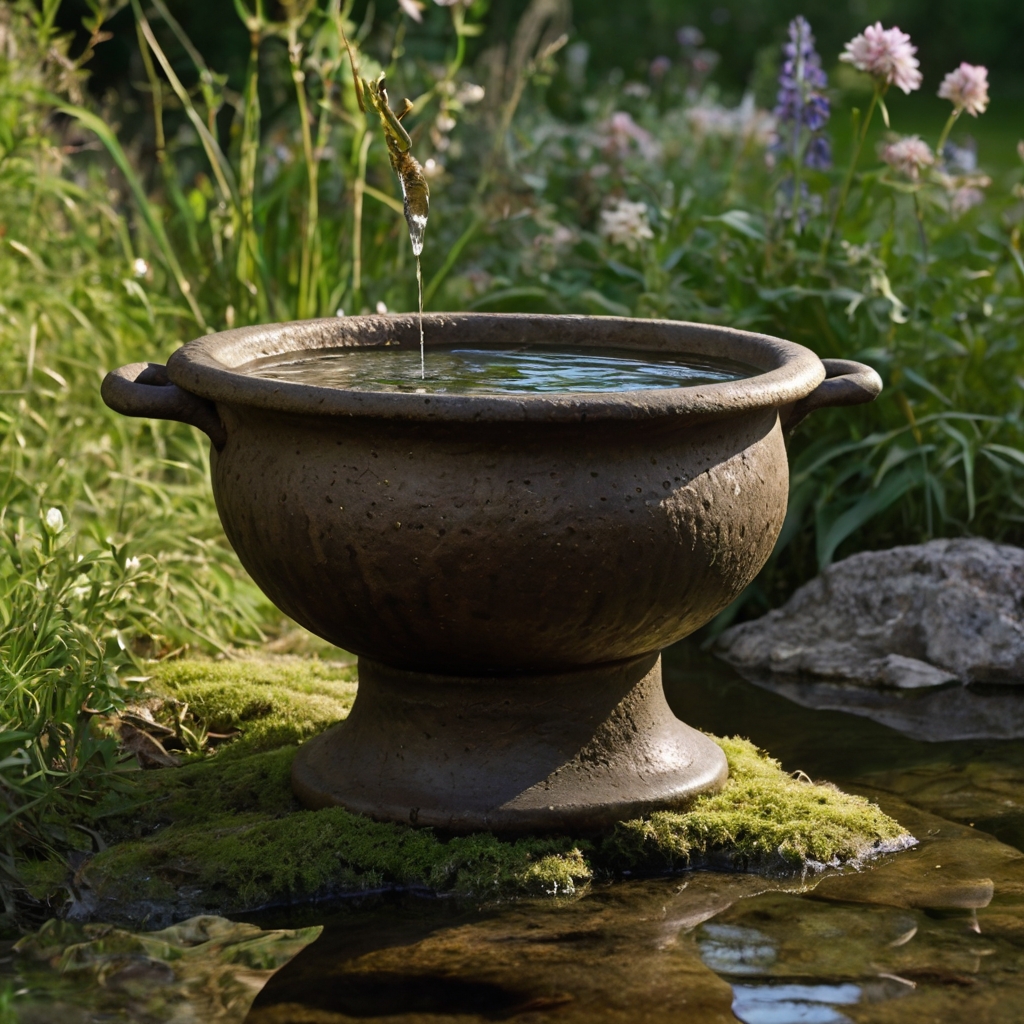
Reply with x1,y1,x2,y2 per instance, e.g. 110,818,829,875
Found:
840,23,922,94
880,135,934,180
938,63,989,117
599,111,661,162
950,186,985,217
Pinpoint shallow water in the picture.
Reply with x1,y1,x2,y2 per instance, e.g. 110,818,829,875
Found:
242,345,752,394
241,644,1024,1023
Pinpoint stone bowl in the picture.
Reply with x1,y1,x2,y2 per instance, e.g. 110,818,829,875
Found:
102,313,881,833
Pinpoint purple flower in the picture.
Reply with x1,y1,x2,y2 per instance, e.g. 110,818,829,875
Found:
773,16,831,170
804,135,832,169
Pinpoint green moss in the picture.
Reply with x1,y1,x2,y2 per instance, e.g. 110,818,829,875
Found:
84,808,593,914
71,659,911,921
148,657,357,757
606,736,909,872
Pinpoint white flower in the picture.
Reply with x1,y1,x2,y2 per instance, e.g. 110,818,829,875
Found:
335,308,345,317
132,257,149,278
599,199,654,252
397,0,424,20
455,82,485,106
623,82,651,99
44,507,64,535
125,556,141,571
376,301,388,314
840,23,922,94
938,63,989,117
880,135,934,180
687,95,776,147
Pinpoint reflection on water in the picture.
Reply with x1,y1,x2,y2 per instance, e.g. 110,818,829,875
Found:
731,983,860,1024
242,345,752,394
698,923,777,975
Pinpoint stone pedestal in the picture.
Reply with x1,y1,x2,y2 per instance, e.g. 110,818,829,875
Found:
291,653,728,833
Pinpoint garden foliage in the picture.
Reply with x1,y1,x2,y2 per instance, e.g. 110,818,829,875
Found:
0,0,1022,921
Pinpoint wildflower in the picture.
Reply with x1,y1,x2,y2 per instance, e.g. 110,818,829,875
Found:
376,301,389,314
880,135,934,180
938,63,989,117
687,96,775,147
950,186,985,217
599,199,653,252
44,507,64,535
125,556,141,571
677,26,704,49
840,23,922,94
397,0,424,20
649,56,672,81
599,111,661,162
942,140,977,174
805,135,832,169
623,82,651,100
132,257,149,278
455,82,485,106
774,17,831,170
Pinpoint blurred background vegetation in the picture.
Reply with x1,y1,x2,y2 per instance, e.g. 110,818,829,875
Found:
1,0,1022,926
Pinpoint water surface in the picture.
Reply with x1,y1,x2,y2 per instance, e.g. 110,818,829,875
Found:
242,345,753,395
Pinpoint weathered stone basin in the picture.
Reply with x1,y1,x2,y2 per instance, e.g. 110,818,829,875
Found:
101,313,880,833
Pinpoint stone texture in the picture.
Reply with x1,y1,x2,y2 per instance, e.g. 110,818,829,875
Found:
717,538,1024,688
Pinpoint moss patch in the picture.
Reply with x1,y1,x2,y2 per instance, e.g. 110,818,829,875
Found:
606,736,909,872
70,658,911,925
149,656,357,757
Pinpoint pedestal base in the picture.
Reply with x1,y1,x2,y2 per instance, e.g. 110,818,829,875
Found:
291,652,728,833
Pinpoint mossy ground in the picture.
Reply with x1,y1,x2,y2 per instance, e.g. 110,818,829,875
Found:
63,658,910,924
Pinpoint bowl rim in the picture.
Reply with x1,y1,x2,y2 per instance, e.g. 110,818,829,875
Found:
166,312,826,423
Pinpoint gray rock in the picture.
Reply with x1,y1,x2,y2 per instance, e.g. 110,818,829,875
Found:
716,538,1024,688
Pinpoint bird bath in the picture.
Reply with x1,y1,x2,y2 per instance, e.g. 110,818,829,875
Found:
102,312,881,833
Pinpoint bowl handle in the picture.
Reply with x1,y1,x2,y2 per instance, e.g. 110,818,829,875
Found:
101,362,227,451
783,358,882,432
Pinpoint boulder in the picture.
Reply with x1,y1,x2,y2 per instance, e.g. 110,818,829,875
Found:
716,538,1024,689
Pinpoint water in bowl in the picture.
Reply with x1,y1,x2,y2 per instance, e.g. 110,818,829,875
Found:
242,345,753,395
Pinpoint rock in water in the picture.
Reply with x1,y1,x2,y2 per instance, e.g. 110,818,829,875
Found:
716,538,1024,688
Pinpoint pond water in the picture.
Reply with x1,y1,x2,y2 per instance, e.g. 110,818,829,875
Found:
242,345,753,394
243,643,1024,1024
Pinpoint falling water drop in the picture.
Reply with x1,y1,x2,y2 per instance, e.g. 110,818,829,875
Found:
416,254,425,380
